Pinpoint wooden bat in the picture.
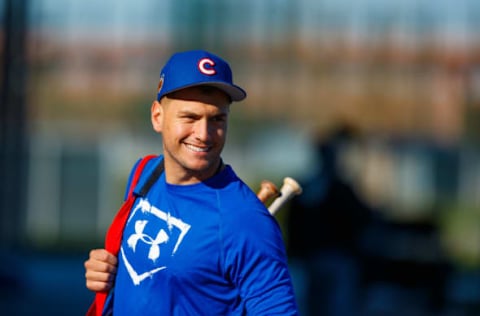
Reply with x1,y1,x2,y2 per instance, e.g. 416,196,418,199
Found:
257,177,302,215
257,180,280,204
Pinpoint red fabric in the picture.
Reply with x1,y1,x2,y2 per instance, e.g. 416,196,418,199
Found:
87,155,157,316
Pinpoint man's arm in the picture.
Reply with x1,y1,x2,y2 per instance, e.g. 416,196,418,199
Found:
224,203,299,315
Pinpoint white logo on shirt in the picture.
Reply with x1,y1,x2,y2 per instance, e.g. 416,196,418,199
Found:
121,198,191,285
127,220,169,261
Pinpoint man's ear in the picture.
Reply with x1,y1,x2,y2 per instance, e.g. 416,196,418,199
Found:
151,100,163,132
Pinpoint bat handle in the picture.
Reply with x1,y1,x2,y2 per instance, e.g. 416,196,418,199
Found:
268,177,302,215
257,180,280,204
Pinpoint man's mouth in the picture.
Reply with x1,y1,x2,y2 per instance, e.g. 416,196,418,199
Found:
185,143,210,153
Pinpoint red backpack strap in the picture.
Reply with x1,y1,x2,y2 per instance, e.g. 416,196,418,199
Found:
104,154,158,255
87,154,159,316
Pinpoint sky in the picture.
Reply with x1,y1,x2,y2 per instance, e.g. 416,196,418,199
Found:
23,0,480,43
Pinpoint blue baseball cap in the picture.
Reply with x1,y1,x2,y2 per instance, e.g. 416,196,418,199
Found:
156,50,247,102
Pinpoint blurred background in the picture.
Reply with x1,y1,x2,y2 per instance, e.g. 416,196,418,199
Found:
1,0,480,315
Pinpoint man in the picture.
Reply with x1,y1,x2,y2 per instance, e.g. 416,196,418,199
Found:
84,50,298,315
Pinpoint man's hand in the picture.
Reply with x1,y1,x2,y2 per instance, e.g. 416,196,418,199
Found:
84,249,118,292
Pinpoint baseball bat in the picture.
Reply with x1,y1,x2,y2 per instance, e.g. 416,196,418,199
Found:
256,177,303,215
257,180,280,204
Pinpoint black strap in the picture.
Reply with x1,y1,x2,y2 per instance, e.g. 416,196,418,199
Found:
138,158,164,197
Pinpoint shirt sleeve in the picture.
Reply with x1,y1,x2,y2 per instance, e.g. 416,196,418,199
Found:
222,198,299,315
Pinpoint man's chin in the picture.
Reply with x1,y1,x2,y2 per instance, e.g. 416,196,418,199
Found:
188,161,218,176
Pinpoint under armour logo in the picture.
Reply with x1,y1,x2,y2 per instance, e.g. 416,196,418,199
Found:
127,220,169,261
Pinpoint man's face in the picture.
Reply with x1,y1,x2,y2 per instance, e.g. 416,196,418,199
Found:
151,86,231,184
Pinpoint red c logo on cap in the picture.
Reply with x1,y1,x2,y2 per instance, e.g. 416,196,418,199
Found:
198,58,216,76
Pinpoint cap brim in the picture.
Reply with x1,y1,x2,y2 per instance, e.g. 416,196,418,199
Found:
159,82,246,102
205,82,247,102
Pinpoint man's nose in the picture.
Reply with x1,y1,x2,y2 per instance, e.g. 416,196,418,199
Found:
194,119,210,141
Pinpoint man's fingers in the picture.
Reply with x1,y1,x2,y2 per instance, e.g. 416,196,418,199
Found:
89,249,118,266
85,279,113,292
85,269,116,283
85,268,116,292
84,257,118,274
84,248,118,293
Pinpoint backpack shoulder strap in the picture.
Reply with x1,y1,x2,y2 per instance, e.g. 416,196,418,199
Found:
92,154,162,316
137,158,164,197
126,155,158,195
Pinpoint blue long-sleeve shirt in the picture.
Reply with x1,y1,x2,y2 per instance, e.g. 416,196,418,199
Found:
112,156,298,315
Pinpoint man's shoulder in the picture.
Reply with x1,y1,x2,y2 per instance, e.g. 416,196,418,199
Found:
217,179,273,227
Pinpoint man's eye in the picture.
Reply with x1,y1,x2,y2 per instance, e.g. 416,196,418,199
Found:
213,116,226,122
181,116,196,122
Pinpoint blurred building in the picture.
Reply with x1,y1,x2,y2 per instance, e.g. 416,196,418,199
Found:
13,0,480,245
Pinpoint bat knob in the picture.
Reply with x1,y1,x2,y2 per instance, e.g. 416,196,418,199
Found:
257,180,280,204
282,177,303,195
268,177,303,215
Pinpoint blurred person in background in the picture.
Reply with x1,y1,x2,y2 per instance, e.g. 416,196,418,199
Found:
287,124,373,316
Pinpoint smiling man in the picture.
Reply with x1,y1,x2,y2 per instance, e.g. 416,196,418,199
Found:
84,50,298,315
152,86,230,184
